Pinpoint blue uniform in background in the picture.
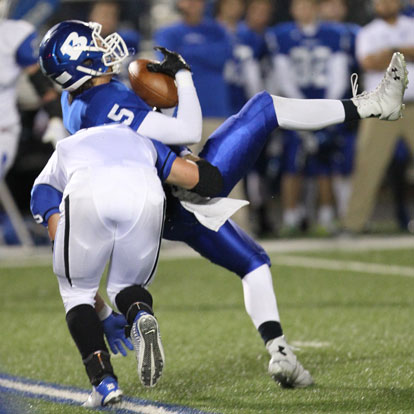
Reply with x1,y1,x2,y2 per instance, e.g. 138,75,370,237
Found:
225,21,270,114
9,0,60,28
60,82,279,276
154,18,233,118
268,22,345,177
330,22,360,177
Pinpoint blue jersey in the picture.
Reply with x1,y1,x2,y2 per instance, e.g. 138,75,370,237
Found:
225,22,270,113
62,79,151,134
154,18,233,117
9,0,59,28
268,22,344,99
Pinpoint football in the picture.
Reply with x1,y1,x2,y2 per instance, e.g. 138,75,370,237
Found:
128,59,178,108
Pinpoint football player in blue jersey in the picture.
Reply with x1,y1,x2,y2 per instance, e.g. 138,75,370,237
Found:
268,0,351,235
155,0,233,119
319,0,361,221
37,19,408,391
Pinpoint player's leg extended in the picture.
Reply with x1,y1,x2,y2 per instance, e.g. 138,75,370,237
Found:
53,191,122,408
199,91,278,196
200,52,406,197
164,210,312,388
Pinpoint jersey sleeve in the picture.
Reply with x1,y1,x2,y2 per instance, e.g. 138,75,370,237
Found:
15,31,38,67
30,184,63,227
151,139,178,182
31,151,66,227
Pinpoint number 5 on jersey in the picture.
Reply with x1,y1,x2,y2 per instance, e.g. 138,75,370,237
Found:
108,104,134,126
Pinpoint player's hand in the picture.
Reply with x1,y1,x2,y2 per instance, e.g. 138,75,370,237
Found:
42,117,68,147
102,312,133,357
147,46,191,78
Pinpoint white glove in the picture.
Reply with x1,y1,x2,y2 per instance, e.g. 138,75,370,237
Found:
42,117,68,147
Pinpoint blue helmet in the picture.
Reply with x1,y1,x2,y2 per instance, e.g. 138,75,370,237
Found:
39,20,128,91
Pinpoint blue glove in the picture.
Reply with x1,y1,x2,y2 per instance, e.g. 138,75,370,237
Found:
102,312,133,357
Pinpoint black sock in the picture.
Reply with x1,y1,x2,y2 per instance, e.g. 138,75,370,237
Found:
115,285,154,325
258,321,283,344
66,304,108,359
341,99,361,122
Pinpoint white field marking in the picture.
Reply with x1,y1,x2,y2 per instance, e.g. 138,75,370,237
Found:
290,340,331,349
273,255,414,278
0,377,191,414
2,235,414,268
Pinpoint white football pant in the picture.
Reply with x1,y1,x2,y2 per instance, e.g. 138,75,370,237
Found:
53,166,165,313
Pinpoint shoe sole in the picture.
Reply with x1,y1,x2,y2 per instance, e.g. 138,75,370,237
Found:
135,315,165,387
104,390,123,406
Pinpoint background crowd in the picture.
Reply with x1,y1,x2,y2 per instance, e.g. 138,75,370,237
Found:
1,0,414,245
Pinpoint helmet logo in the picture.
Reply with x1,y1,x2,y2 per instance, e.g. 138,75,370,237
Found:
60,32,88,60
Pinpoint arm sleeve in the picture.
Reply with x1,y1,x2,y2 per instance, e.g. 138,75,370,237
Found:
325,52,350,99
30,184,63,226
273,55,305,98
31,151,65,226
137,70,202,145
151,139,178,181
15,31,38,67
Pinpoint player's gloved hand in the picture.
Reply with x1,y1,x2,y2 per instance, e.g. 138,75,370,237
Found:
102,312,133,357
147,46,191,78
42,117,68,147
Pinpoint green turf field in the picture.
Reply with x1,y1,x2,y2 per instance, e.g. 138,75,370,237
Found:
1,247,414,413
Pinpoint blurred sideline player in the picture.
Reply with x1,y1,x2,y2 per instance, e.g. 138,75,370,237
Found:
88,0,140,84
30,123,224,407
0,11,64,180
235,0,275,235
268,0,350,234
343,0,414,233
154,0,233,146
0,3,65,244
38,20,407,390
318,0,360,220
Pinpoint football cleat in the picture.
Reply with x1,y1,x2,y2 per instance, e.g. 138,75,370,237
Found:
351,52,408,121
131,312,165,387
267,336,313,388
83,376,123,408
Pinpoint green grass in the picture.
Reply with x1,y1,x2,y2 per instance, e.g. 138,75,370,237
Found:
1,250,414,413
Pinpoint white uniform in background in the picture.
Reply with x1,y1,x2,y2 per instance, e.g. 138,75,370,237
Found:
356,14,414,99
33,124,166,312
0,19,36,177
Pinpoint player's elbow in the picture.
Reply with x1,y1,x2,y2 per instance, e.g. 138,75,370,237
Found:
190,160,223,197
181,123,202,145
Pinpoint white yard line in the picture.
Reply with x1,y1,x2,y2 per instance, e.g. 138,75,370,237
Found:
273,254,414,277
1,235,414,269
0,375,207,414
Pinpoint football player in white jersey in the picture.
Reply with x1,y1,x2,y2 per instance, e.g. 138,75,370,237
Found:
0,15,64,180
30,123,224,407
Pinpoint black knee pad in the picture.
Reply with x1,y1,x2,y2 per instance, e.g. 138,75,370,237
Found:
83,350,116,386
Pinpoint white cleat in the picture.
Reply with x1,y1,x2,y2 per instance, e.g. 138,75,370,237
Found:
351,52,408,121
131,313,165,387
267,336,313,388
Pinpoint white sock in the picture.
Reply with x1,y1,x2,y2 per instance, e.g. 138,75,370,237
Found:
318,205,335,227
242,264,280,329
272,96,345,130
333,176,352,219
